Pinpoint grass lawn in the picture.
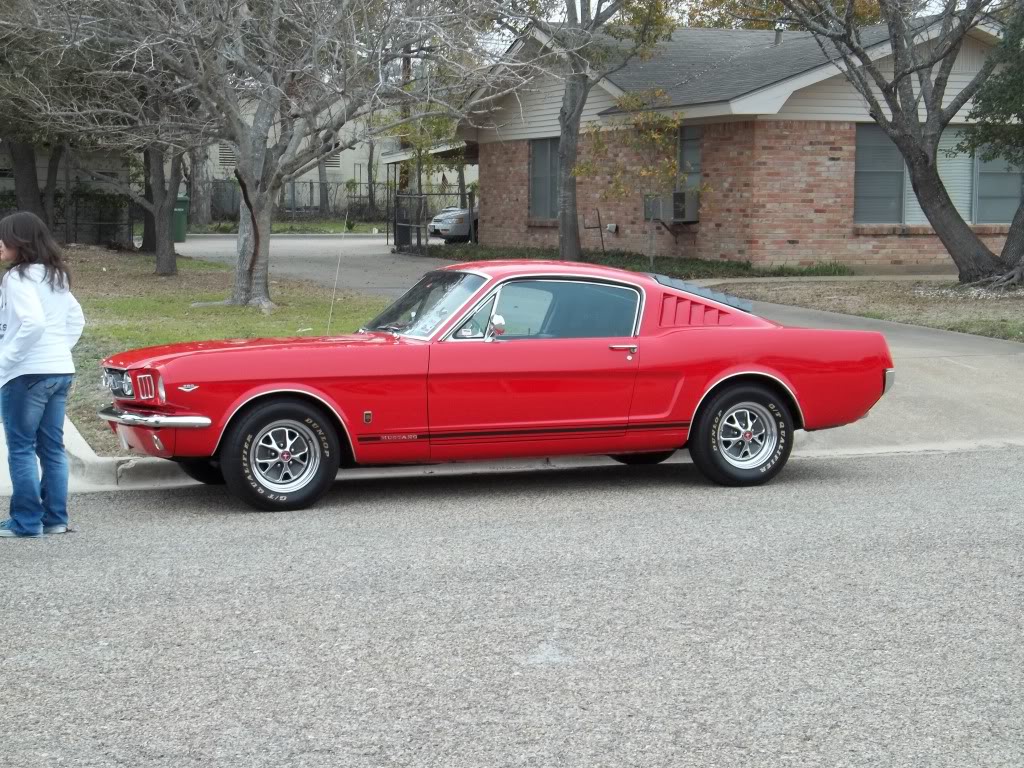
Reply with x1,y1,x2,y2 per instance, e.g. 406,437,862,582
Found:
723,279,1024,342
65,246,389,456
190,219,386,235
443,244,854,280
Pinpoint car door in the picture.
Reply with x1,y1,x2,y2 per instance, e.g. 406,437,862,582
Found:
427,278,643,461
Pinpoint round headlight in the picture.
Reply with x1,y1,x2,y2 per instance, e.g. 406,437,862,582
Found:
121,373,134,397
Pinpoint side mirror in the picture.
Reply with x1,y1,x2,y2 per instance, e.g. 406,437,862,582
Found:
486,314,506,341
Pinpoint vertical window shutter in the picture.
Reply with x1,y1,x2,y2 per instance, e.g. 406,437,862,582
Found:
530,138,559,220
904,129,973,225
548,138,560,220
530,140,546,219
854,125,904,223
977,155,1024,224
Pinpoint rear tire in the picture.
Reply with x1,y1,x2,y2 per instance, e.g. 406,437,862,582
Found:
608,451,675,466
689,384,794,486
176,458,225,485
220,398,342,511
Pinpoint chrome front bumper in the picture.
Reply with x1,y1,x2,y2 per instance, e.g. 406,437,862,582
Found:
883,368,896,395
99,405,212,429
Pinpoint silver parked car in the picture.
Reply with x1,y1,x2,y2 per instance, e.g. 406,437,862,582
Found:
429,206,479,243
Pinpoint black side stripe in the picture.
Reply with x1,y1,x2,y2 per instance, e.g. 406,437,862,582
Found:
358,421,689,443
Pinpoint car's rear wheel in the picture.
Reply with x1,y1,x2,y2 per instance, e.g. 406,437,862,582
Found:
608,451,676,465
176,458,225,485
689,384,794,486
220,398,341,511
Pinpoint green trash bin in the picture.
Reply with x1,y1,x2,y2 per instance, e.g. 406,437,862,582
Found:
172,195,189,242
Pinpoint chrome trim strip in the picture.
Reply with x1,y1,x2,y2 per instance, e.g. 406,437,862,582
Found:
883,368,896,395
692,371,806,428
439,274,647,343
136,374,156,400
212,389,356,460
99,405,212,429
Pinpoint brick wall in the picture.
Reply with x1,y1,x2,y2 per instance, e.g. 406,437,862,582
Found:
479,120,1010,269
479,135,688,257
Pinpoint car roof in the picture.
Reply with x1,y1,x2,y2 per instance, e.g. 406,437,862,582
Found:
442,260,656,284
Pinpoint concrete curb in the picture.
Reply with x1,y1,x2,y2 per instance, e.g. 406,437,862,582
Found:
62,419,194,491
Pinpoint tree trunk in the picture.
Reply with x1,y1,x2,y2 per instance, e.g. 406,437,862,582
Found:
318,160,330,216
366,141,376,214
42,144,64,230
557,71,591,261
189,145,213,228
8,142,45,220
998,199,1024,270
142,146,182,275
905,156,1006,282
141,150,157,253
153,154,183,276
232,192,274,308
153,198,175,276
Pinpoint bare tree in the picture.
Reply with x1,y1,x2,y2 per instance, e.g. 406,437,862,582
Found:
20,0,538,308
1,6,202,273
770,0,1023,282
495,2,675,259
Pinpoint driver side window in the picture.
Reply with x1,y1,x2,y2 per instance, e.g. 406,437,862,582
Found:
453,297,495,339
452,279,641,340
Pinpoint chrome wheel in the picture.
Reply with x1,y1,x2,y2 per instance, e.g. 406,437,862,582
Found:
249,420,322,494
716,402,778,470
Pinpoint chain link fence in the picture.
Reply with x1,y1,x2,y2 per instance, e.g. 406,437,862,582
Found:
0,187,133,246
206,179,396,222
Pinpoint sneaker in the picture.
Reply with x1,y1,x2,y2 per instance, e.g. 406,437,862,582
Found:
0,520,42,538
43,524,71,535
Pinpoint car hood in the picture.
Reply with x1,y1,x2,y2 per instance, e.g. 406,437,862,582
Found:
103,332,415,369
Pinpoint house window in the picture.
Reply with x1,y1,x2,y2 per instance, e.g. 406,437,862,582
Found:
218,142,238,169
854,125,905,223
0,167,12,179
529,138,560,220
324,152,341,170
855,124,1022,225
644,125,702,223
977,156,1024,224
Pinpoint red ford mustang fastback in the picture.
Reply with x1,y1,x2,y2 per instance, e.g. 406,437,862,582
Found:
99,261,895,510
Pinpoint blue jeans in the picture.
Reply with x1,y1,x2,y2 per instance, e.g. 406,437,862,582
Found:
1,374,74,536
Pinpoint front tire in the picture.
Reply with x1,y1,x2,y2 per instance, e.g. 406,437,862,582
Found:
220,398,341,511
689,384,794,486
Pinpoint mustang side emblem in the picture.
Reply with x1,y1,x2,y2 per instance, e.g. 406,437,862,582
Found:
178,384,200,392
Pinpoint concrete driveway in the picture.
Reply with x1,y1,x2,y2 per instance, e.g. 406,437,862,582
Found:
177,234,454,297
749,300,1024,459
176,234,1024,462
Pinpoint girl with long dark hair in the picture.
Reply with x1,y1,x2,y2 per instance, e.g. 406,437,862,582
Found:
0,211,85,538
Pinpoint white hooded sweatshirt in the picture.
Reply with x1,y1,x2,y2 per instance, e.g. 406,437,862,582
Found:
0,264,85,389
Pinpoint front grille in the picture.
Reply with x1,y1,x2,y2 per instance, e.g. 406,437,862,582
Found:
136,374,156,400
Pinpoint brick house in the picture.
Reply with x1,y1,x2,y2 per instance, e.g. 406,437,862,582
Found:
462,22,1022,270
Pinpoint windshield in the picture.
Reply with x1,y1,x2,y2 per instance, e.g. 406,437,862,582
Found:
364,271,486,337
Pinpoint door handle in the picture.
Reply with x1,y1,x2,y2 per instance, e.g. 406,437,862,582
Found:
609,344,638,354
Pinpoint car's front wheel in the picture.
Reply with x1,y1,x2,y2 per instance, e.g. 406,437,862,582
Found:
688,384,794,486
220,398,341,511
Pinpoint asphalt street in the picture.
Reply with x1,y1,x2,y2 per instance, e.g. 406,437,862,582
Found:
2,448,1022,767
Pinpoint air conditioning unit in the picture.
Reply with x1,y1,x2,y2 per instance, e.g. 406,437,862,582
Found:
672,190,700,224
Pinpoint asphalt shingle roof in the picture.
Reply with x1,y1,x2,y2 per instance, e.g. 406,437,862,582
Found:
601,25,894,111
